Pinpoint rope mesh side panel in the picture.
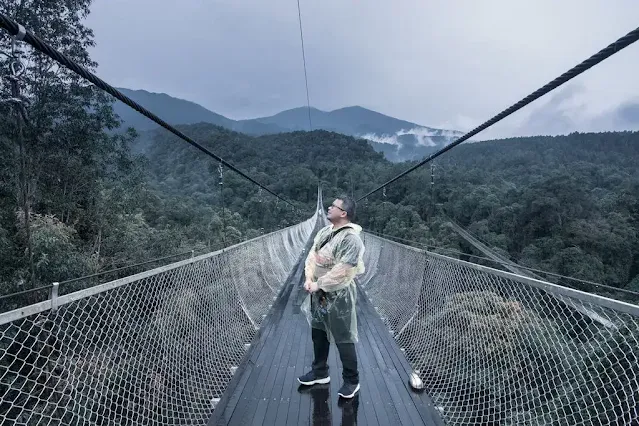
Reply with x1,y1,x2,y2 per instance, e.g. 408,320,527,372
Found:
0,216,315,425
361,233,639,426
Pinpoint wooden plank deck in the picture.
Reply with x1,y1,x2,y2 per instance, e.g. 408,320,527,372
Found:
208,254,444,426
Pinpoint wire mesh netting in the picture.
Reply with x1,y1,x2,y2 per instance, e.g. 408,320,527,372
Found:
360,233,639,426
0,215,316,426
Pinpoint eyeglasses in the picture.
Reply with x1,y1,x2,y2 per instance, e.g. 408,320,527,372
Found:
328,203,346,212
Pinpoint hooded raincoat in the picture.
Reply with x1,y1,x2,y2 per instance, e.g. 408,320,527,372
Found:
300,223,366,343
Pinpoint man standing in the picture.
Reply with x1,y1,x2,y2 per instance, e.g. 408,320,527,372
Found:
298,196,365,399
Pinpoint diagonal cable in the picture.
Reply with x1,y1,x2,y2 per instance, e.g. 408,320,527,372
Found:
357,26,639,202
0,12,299,208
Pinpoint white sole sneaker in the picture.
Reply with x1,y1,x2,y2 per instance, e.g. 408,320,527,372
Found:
338,383,360,398
297,376,330,385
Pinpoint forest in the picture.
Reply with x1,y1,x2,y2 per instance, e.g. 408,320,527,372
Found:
1,0,638,314
137,126,639,295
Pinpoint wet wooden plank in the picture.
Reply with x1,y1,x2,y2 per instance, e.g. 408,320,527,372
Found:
358,300,431,426
358,287,445,426
211,272,443,425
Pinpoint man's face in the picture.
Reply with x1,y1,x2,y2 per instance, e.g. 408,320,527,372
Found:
327,199,347,221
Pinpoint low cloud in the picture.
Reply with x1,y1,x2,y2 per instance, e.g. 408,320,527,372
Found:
359,132,400,145
360,126,463,147
396,128,437,147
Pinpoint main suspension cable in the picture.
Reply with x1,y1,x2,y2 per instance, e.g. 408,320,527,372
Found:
0,12,300,210
357,26,639,202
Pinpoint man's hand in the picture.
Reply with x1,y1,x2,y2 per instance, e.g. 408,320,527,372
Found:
304,280,319,293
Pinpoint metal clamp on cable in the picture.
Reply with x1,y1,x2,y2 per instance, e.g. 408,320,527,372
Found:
13,23,26,41
1,23,27,108
1,24,25,102
10,23,26,70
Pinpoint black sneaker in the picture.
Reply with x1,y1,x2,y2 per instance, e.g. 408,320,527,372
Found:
338,382,360,398
297,371,330,386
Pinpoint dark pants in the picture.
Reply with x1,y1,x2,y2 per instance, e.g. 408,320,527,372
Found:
311,327,359,385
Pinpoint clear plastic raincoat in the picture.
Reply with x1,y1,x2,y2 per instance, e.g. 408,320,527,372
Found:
300,223,366,343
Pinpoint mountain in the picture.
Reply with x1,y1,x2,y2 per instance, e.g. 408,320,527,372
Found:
111,88,285,135
241,106,464,162
245,105,452,138
112,88,463,162
112,88,233,131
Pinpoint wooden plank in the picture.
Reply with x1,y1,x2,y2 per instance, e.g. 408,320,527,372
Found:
286,311,308,426
273,307,303,425
296,320,313,426
214,269,447,425
208,257,298,426
262,302,297,424
217,362,253,425
225,285,293,426
359,288,445,426
362,299,434,422
358,303,425,426
356,306,400,426
251,314,291,425
351,334,378,426
241,306,291,425
328,333,341,425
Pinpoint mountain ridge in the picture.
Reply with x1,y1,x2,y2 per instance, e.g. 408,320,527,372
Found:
111,88,463,162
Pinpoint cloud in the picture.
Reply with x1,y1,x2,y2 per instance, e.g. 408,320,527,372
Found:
617,102,639,124
360,126,462,147
471,84,639,140
591,100,639,131
518,83,587,136
357,133,404,158
396,128,437,147
520,85,639,136
439,128,467,138
85,0,639,137
359,133,399,145
435,116,479,134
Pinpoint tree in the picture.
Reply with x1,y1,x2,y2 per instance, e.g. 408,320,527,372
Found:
0,0,134,288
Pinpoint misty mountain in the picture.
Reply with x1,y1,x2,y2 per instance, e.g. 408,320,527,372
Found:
243,106,464,162
112,88,285,135
112,88,463,162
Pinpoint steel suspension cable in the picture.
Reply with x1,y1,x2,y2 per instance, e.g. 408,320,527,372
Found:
296,0,313,131
357,26,639,202
0,13,300,210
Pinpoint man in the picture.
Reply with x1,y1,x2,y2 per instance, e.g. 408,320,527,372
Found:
298,195,365,399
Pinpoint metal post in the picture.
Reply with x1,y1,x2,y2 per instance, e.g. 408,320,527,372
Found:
50,282,59,312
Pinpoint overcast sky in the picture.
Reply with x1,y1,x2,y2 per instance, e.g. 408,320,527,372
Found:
85,0,639,139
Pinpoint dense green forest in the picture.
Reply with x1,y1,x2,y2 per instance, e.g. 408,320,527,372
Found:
136,125,639,296
1,0,638,313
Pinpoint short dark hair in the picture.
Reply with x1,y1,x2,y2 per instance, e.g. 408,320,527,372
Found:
338,195,356,220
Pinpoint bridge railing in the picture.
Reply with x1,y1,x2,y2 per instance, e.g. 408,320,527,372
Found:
0,214,317,426
360,232,639,426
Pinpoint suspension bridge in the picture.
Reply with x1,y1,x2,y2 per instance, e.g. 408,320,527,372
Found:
1,10,639,426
